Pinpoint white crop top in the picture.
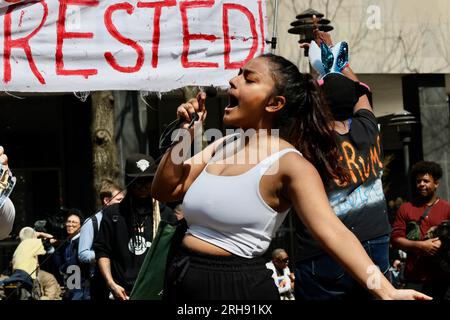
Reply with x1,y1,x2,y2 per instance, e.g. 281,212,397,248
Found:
182,138,302,258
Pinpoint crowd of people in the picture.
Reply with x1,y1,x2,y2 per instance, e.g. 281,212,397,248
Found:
0,28,449,301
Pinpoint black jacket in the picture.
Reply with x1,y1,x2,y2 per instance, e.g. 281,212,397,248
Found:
94,195,175,292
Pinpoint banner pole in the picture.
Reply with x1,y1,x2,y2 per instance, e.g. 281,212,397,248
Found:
270,0,279,53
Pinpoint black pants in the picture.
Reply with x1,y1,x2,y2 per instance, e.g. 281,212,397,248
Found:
164,247,279,301
422,280,450,300
407,280,450,300
405,279,450,300
90,273,109,301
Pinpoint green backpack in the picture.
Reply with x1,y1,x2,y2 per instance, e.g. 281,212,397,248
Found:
130,219,186,300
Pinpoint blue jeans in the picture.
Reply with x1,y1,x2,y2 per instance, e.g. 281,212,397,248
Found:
294,234,391,300
0,269,33,290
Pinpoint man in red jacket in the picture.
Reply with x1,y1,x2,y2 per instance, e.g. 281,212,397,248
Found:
391,161,450,300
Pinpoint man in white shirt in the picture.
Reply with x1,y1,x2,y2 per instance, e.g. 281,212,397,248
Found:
266,248,295,300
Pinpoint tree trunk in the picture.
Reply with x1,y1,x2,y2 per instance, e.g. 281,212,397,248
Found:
91,91,121,208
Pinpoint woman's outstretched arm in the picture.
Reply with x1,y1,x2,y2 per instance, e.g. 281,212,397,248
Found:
281,153,431,300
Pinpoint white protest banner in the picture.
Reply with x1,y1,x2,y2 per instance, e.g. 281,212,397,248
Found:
0,0,268,92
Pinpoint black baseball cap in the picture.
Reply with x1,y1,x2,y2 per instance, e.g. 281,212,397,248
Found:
125,154,156,178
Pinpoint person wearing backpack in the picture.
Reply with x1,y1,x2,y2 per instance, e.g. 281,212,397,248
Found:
78,179,125,300
94,154,176,300
391,161,450,300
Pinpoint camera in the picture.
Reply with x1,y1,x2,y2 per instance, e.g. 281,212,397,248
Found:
33,209,68,240
425,220,450,274
41,238,53,252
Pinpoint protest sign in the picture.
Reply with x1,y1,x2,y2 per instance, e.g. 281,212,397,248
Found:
0,0,268,92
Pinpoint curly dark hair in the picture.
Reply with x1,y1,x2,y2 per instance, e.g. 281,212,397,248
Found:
411,161,443,181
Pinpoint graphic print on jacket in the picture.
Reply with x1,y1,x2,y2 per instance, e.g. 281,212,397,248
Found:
295,110,391,261
329,135,385,217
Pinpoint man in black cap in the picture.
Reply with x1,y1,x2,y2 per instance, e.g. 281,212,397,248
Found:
94,154,176,300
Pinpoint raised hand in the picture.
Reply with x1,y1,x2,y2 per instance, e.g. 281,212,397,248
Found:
176,91,207,129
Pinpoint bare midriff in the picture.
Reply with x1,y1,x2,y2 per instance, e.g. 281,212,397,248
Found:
182,234,232,256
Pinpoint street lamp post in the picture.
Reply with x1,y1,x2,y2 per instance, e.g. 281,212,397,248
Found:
288,8,333,57
388,110,418,200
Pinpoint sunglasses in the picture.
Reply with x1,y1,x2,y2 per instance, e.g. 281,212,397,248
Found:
132,177,153,186
278,258,289,263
